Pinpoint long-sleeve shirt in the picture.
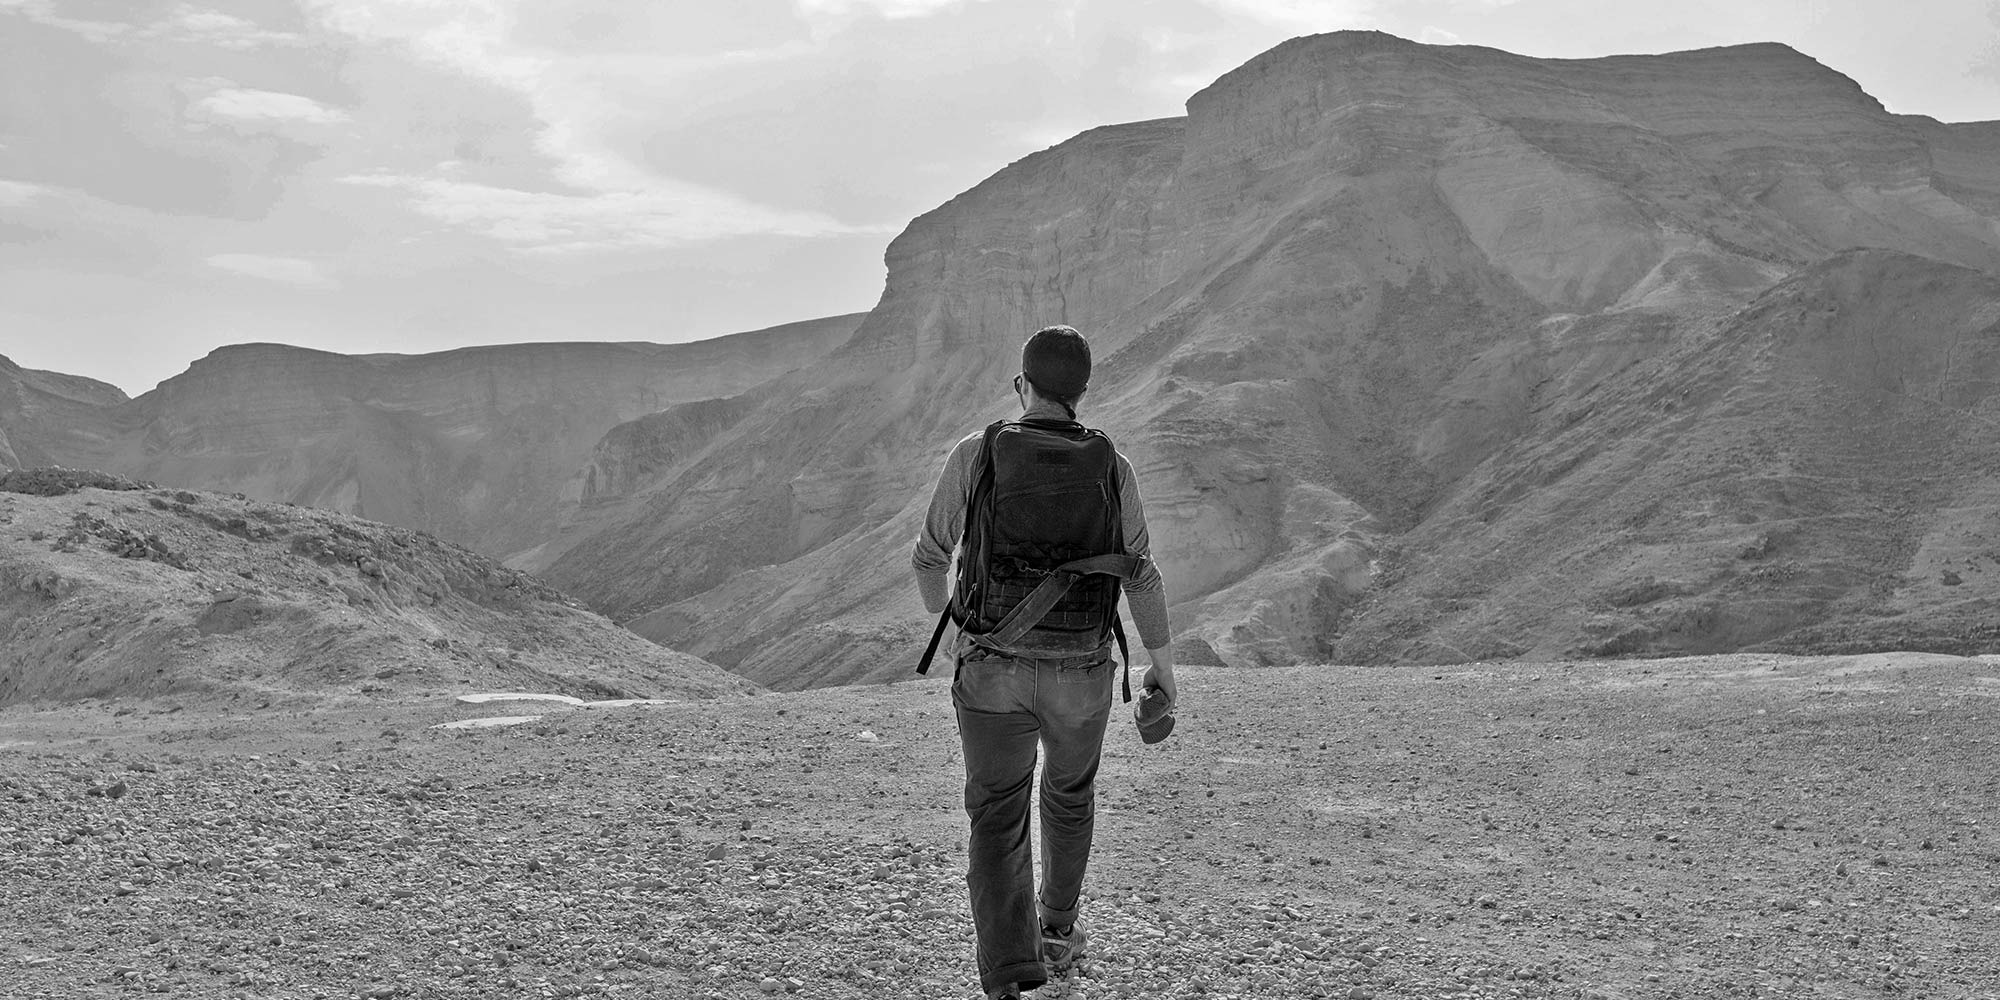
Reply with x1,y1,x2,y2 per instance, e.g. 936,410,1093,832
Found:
911,401,1171,650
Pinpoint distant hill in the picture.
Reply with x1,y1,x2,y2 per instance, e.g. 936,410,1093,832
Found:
0,357,129,471
0,470,754,706
0,314,863,559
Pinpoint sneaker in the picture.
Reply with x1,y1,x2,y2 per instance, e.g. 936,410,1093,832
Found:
1041,922,1089,974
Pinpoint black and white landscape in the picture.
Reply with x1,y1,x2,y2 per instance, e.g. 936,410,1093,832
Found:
4,5,1999,999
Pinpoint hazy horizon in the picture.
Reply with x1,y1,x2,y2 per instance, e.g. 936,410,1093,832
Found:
4,0,1997,397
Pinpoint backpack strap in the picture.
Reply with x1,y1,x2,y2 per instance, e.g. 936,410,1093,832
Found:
915,606,954,677
914,420,1009,677
1112,614,1132,703
981,553,1144,647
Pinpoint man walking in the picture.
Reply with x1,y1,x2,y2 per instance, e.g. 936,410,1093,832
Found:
912,325,1177,1000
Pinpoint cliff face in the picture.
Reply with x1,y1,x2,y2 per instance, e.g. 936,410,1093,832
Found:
0,356,128,473
533,33,2000,687
20,316,862,559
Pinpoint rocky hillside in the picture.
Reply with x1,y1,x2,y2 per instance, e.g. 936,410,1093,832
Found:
0,314,861,559
522,33,2000,687
0,469,753,707
1335,249,2000,663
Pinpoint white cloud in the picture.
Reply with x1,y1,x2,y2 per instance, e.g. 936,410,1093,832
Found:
1198,0,1376,32
300,0,872,249
2,1,304,48
192,85,352,126
339,171,887,253
0,0,132,42
298,1,647,192
1419,25,1463,45
161,5,306,49
205,254,338,289
298,1,548,91
794,0,977,18
0,179,46,207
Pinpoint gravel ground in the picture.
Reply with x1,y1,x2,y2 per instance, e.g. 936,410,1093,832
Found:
3,652,1997,999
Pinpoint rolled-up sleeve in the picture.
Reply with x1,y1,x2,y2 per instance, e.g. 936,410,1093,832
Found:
1114,452,1172,649
912,431,982,614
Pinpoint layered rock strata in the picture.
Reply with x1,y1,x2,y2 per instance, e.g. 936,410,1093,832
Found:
533,33,2000,686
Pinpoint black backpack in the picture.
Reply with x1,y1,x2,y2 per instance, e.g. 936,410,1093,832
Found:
916,417,1141,700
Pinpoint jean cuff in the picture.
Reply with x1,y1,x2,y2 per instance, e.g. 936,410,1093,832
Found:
1037,899,1079,929
983,960,1048,995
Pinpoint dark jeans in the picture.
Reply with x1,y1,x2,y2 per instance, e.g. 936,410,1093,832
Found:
952,639,1117,994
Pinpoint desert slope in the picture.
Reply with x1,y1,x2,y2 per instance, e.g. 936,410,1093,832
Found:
0,469,754,707
532,33,2000,688
1336,249,2000,664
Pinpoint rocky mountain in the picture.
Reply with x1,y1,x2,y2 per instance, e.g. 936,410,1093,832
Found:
8,33,1999,692
522,33,2000,688
0,468,753,707
0,315,861,559
0,356,129,472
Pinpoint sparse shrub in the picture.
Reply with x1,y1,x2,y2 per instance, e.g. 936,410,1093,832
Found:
0,467,153,496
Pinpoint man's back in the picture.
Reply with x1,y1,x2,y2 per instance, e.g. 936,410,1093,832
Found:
909,325,1177,1000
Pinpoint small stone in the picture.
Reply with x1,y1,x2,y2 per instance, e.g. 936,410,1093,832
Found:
760,978,783,993
706,844,727,862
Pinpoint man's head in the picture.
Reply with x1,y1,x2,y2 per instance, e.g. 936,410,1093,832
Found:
1019,325,1090,413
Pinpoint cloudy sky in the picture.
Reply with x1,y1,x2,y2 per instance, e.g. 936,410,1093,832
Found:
3,0,1996,396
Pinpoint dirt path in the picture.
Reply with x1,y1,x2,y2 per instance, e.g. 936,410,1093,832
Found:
3,652,1996,999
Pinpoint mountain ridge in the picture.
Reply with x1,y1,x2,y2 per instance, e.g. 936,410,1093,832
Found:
8,33,2000,692
1,314,865,559
537,33,2000,687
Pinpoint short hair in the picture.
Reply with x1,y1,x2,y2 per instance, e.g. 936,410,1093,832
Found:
1022,325,1090,405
